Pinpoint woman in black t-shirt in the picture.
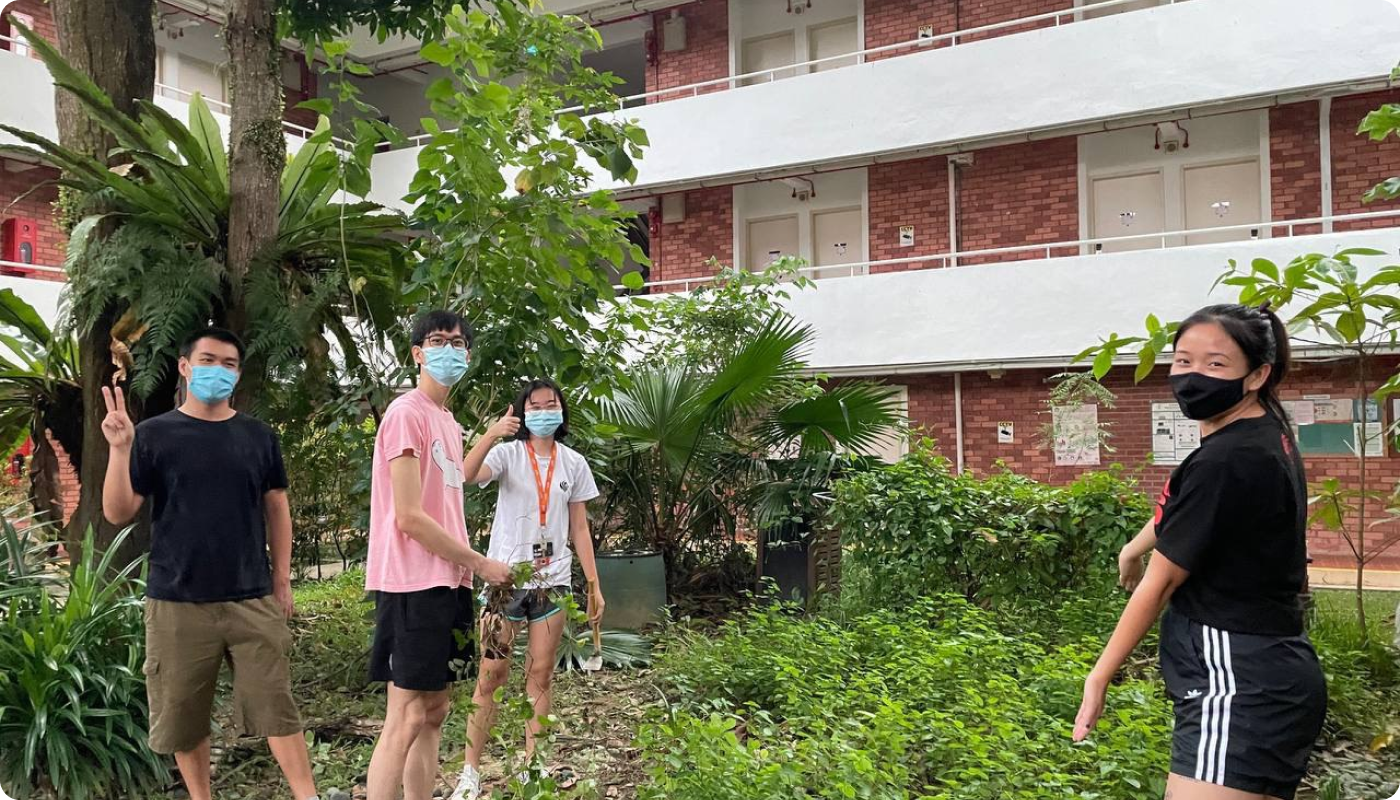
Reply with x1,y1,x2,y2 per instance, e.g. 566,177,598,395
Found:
1074,303,1326,800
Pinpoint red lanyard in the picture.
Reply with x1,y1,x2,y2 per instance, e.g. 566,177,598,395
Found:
527,441,557,529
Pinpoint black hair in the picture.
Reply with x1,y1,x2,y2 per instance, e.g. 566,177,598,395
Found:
410,309,474,349
511,378,570,441
180,327,245,362
1174,303,1292,424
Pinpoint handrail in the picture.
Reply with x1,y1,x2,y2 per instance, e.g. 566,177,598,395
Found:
558,0,1186,114
621,209,1400,292
405,0,1182,147
0,260,64,275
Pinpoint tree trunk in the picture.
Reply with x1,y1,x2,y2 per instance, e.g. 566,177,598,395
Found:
1355,351,1369,639
225,0,283,409
28,431,61,525
51,0,156,565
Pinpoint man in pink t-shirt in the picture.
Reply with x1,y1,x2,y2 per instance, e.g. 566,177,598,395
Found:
365,310,517,800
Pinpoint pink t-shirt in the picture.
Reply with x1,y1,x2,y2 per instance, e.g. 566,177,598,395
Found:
365,389,473,593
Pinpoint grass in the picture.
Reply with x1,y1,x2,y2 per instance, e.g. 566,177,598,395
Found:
148,570,662,800
1312,587,1399,632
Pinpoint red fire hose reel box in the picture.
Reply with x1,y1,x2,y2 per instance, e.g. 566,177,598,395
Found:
1,217,38,273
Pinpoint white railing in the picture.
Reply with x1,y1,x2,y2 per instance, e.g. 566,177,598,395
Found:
0,35,343,145
558,0,1187,114
623,209,1400,292
0,260,64,276
405,0,1184,148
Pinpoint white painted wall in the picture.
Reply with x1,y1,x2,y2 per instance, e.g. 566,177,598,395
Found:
0,274,62,327
780,228,1400,373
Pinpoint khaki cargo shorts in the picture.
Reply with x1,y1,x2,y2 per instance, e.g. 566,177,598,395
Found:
144,595,303,754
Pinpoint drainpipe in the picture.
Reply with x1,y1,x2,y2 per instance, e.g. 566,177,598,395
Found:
954,372,965,474
1319,97,1333,234
948,153,973,266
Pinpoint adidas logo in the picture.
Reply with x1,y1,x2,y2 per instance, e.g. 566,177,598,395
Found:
1184,689,1203,700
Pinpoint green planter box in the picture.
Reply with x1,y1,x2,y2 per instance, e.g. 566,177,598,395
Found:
596,551,666,630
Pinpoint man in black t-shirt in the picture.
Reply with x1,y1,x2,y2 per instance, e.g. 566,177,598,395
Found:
102,328,323,800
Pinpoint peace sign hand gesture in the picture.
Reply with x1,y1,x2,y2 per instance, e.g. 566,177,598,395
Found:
101,381,134,452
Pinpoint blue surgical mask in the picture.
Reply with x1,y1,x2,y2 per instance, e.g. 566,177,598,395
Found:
423,346,468,387
524,409,564,438
188,365,238,403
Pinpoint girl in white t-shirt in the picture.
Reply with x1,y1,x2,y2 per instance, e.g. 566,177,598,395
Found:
452,379,603,799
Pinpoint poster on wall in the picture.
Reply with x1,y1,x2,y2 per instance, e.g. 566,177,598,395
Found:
1151,402,1201,466
1053,404,1100,466
1290,396,1384,456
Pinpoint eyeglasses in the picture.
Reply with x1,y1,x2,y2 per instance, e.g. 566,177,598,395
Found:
424,336,469,350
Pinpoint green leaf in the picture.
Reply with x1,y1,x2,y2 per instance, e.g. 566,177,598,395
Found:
1092,348,1114,380
187,93,228,192
426,78,456,102
1251,258,1279,282
295,98,335,117
621,271,645,291
420,40,455,67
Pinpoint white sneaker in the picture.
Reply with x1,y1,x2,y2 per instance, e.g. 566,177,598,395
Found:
449,764,482,800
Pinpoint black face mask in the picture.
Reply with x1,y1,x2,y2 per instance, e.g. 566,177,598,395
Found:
1170,372,1247,421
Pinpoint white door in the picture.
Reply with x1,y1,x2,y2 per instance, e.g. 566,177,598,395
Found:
741,32,796,86
1183,160,1262,246
862,386,909,464
812,207,864,279
747,216,800,271
1091,171,1165,253
809,18,859,73
180,55,227,104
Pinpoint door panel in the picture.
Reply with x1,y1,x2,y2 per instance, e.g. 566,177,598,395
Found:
741,32,796,86
812,207,864,278
747,215,799,270
1183,160,1262,246
1091,171,1165,253
809,18,859,73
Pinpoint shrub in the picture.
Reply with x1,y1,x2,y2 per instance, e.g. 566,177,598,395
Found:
829,441,1149,610
644,597,1173,799
0,514,167,800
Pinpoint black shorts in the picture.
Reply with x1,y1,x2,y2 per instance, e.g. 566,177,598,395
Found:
1159,608,1326,799
368,587,476,692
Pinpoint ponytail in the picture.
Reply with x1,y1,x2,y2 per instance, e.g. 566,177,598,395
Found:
1257,306,1292,427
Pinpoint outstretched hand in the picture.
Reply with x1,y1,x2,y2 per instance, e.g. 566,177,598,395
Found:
100,381,134,450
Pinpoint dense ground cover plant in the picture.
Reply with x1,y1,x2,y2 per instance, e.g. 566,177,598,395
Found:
830,441,1150,610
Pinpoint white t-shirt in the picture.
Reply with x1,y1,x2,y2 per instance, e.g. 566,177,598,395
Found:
479,439,600,588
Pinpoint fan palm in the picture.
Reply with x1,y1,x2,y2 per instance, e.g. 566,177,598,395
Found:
593,314,900,585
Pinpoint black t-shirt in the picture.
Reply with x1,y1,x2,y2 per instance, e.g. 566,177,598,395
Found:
130,410,289,603
1154,413,1308,636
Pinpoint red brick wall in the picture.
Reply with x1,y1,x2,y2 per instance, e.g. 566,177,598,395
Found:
864,0,958,61
960,0,1065,41
47,432,78,526
1268,101,1323,236
649,187,733,284
0,160,65,277
1331,89,1400,232
646,0,729,103
867,156,951,272
1,0,58,48
896,359,1400,568
956,136,1079,264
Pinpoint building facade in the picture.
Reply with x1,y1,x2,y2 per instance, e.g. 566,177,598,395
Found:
3,0,1400,565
